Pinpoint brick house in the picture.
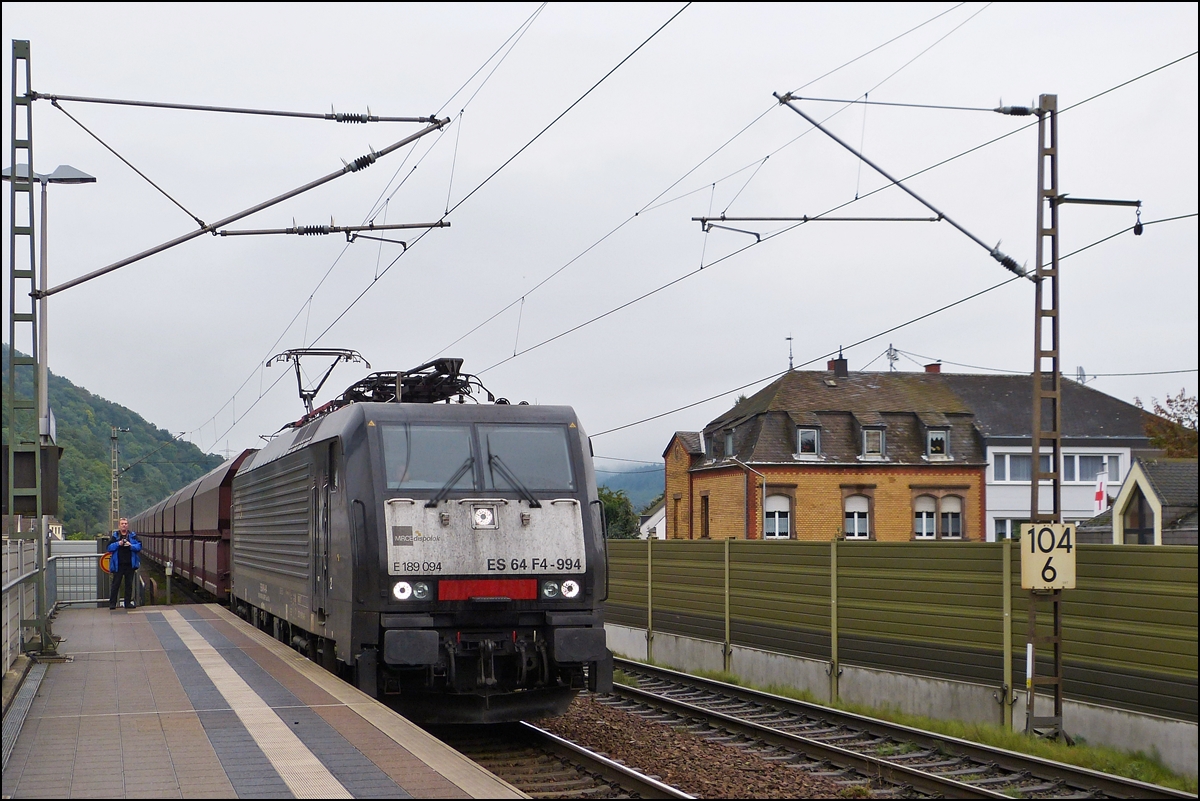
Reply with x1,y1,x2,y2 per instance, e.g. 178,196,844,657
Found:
663,358,988,542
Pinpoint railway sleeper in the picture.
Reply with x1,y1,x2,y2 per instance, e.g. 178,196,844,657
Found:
1014,781,1067,794
885,749,937,760
808,730,862,742
967,771,1030,786
935,764,993,777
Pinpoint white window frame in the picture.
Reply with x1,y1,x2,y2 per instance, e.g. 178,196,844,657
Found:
861,429,885,461
764,494,791,539
926,429,950,460
993,453,1052,483
1061,453,1121,484
795,427,821,459
940,496,963,539
914,496,936,539
844,495,870,539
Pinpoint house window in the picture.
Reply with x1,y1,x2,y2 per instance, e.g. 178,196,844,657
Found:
1077,454,1105,482
1002,454,1052,482
914,496,936,539
994,456,1006,482
927,430,949,459
797,427,820,456
940,496,963,539
724,429,734,458
844,495,870,539
862,429,885,459
996,518,1030,540
1122,487,1154,545
764,495,790,539
700,495,710,539
1061,454,1121,483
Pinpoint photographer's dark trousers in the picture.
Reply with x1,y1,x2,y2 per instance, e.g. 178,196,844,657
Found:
109,566,137,609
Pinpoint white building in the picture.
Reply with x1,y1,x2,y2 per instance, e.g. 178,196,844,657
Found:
638,500,666,539
941,374,1155,541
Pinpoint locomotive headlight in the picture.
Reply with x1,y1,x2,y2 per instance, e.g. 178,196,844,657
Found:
413,581,432,601
541,580,560,599
561,580,580,599
392,581,413,601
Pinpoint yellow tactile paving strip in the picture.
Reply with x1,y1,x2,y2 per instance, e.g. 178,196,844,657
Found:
203,604,526,799
1,605,525,799
160,608,353,799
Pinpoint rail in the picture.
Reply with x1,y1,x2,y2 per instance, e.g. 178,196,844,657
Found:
613,658,1194,799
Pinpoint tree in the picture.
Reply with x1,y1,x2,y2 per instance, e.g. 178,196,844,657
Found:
639,493,664,515
598,486,640,539
1135,389,1198,457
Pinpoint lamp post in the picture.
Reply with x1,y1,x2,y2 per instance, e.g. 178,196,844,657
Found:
2,164,97,449
3,163,95,652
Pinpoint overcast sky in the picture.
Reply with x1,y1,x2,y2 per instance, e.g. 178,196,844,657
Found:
3,2,1197,469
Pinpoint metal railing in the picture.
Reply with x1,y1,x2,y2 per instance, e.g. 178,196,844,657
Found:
46,552,146,609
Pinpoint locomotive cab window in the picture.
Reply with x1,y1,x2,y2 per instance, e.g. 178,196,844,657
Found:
382,424,475,490
480,424,575,491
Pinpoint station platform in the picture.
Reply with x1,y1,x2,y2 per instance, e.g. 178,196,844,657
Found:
2,604,525,799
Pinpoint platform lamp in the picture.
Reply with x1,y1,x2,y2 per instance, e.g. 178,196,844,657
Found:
3,163,95,612
3,164,97,451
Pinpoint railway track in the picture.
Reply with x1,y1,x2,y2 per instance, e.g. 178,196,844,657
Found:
610,658,1192,800
429,721,693,799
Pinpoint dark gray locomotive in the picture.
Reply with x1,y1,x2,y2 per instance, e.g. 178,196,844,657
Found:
136,360,613,723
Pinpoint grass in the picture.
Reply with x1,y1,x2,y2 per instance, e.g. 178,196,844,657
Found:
611,653,1197,794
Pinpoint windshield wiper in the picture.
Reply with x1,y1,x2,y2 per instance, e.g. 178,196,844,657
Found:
425,456,474,508
488,453,542,508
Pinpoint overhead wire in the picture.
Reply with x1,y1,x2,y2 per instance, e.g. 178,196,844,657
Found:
474,54,1197,377
590,212,1197,438
49,99,206,228
192,3,684,451
429,2,982,360
894,348,1198,378
307,2,694,358
187,7,549,450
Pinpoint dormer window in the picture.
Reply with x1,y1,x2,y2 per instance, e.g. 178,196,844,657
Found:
796,427,820,458
862,429,885,459
927,429,950,460
724,429,734,458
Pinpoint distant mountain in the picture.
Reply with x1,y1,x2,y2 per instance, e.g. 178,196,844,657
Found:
3,347,224,537
596,465,664,513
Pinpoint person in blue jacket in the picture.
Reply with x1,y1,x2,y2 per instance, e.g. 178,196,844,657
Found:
107,518,142,609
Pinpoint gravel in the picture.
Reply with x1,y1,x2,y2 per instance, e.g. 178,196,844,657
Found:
538,693,850,799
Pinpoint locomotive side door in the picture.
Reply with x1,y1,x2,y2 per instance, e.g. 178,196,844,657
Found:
313,444,333,616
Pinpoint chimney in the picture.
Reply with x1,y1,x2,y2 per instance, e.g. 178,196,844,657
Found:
831,355,848,378
925,362,941,373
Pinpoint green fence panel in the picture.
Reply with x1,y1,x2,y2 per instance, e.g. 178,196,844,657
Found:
1010,543,1198,720
606,539,648,628
650,539,725,641
605,538,1197,721
729,540,831,659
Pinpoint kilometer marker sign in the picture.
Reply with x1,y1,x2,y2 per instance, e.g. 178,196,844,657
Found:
1020,523,1076,590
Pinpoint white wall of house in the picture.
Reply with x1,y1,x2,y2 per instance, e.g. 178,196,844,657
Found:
639,505,666,539
985,446,1130,541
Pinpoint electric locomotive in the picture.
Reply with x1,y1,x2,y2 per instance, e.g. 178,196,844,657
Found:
227,358,612,723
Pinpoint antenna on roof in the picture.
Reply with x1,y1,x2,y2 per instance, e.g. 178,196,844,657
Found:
886,344,899,372
1075,366,1088,385
786,335,793,371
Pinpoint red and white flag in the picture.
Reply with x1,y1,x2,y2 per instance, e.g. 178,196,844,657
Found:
1094,472,1109,514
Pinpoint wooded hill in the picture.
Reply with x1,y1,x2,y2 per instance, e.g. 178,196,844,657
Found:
3,347,224,537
